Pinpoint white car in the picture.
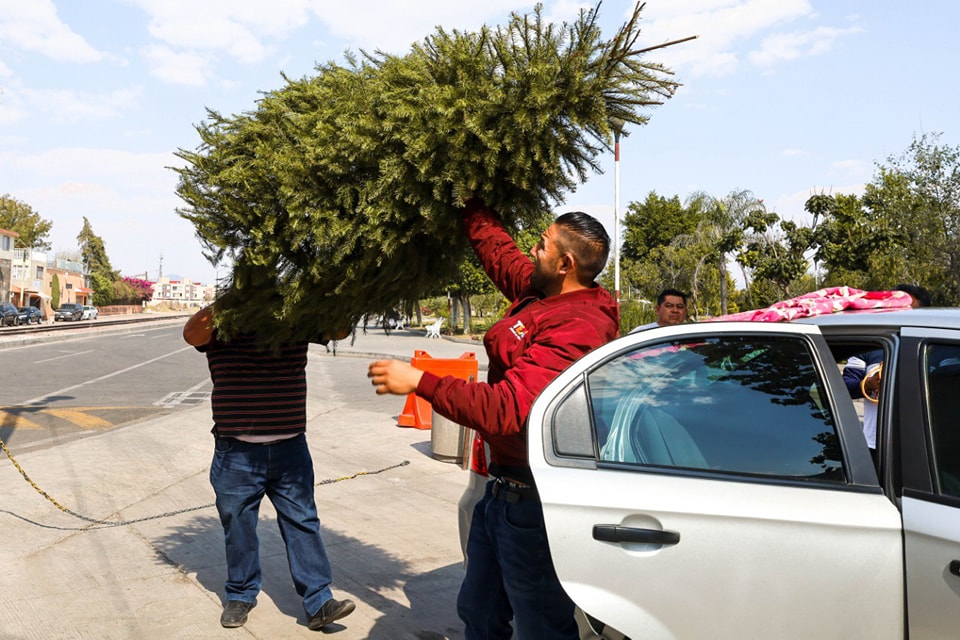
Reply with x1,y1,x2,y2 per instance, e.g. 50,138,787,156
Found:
81,305,99,320
524,308,960,639
458,433,628,640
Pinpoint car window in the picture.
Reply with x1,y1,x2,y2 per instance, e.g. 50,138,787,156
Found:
925,343,960,498
586,335,845,483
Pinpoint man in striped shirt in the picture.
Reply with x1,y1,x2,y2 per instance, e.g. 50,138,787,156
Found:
184,307,354,631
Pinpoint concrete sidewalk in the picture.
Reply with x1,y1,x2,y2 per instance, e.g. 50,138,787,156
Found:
0,325,488,639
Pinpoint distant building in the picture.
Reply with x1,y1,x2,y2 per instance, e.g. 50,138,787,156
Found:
148,276,214,309
0,228,19,304
0,230,65,319
14,247,52,312
47,258,93,312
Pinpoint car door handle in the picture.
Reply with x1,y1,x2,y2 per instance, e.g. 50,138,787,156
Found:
593,524,680,546
950,560,960,577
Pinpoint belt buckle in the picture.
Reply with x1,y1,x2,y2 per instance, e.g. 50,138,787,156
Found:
492,477,521,503
502,477,529,490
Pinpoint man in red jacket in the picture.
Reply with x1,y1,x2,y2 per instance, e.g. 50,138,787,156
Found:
368,198,619,639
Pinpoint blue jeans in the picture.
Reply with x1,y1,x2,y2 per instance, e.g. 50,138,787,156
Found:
457,480,578,640
209,434,333,616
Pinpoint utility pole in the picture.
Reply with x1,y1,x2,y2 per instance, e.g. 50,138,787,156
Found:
610,118,629,308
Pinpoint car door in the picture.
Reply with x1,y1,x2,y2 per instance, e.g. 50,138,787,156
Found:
897,328,960,639
529,322,905,640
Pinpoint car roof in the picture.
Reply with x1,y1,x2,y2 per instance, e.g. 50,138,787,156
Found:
791,307,960,331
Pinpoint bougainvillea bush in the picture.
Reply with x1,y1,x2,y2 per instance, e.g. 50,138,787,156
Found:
174,3,680,344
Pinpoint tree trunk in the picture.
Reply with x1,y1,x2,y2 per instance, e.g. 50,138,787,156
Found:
719,253,728,316
462,295,473,335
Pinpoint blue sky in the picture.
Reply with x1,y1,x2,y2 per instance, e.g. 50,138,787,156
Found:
0,0,955,286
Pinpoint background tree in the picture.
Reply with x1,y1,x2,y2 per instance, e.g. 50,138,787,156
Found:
77,217,119,305
621,191,696,262
111,276,155,305
875,132,960,303
121,276,155,303
77,217,114,277
611,132,960,324
809,135,960,304
51,273,61,309
616,191,705,325
738,211,814,304
0,194,53,250
687,189,764,315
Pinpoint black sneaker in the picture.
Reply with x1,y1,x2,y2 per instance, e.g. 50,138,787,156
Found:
307,597,356,630
220,600,255,628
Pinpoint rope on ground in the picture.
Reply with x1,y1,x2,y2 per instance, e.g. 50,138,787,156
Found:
0,434,409,531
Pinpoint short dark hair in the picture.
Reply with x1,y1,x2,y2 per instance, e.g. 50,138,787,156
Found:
894,283,932,307
657,288,687,306
554,211,610,283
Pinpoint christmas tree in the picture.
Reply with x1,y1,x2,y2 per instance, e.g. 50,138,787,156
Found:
174,2,683,344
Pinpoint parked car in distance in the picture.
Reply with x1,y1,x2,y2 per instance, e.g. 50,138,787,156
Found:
525,307,960,640
81,305,99,320
0,302,20,326
17,306,43,324
54,303,84,321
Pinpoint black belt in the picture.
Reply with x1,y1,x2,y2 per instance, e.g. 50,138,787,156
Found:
217,434,302,446
490,476,539,503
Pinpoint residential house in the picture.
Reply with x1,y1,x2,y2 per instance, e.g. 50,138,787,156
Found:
0,228,17,304
12,247,51,317
0,230,63,319
47,258,93,311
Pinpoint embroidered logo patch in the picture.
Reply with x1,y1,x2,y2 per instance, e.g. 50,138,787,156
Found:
510,320,527,340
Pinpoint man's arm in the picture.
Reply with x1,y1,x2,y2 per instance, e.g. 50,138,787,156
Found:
842,356,866,399
462,198,534,303
420,317,609,439
183,306,214,347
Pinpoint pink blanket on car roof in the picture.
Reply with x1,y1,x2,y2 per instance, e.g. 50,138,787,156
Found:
710,286,914,323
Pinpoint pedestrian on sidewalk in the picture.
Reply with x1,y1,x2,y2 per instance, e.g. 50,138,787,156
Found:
183,307,355,631
367,197,619,639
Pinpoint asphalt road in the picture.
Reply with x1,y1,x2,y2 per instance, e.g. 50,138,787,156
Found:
0,320,483,639
0,320,209,453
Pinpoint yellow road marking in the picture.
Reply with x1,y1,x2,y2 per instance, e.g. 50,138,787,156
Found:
0,406,148,431
44,408,113,429
0,411,43,430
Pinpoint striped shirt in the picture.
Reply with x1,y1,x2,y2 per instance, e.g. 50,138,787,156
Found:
198,334,310,438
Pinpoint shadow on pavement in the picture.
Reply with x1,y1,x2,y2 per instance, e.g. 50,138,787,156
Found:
152,513,464,638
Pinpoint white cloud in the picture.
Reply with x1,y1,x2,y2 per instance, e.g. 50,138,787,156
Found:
131,0,312,62
5,147,179,192
307,1,539,53
0,83,27,125
829,158,872,180
0,80,141,126
749,25,862,67
0,0,104,63
638,0,860,77
16,86,143,123
142,45,214,86
1,145,210,279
